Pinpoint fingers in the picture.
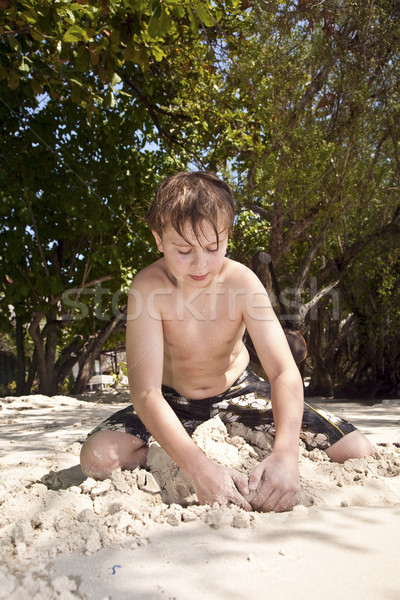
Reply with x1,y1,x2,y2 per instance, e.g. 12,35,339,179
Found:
249,485,273,512
275,490,299,512
232,470,250,497
228,470,252,511
247,457,301,513
230,494,253,512
248,464,263,494
251,487,299,513
194,465,300,513
194,467,253,511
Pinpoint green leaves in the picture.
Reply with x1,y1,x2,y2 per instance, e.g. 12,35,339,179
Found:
63,25,90,43
103,90,116,108
148,2,173,38
3,0,399,394
0,0,222,103
7,70,19,90
191,0,215,27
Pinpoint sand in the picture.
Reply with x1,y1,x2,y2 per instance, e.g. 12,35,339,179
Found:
1,391,400,600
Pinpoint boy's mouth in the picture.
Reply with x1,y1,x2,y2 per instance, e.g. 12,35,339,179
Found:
189,274,208,281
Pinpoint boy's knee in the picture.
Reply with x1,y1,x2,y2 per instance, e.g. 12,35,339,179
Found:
80,432,116,480
325,430,374,463
80,430,147,480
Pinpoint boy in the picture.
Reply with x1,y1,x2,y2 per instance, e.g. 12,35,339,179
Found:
80,171,374,513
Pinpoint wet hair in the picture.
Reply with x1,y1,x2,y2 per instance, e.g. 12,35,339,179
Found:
145,171,235,247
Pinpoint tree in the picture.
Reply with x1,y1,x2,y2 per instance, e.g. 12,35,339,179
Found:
2,1,400,397
0,96,161,394
172,0,400,395
0,0,245,394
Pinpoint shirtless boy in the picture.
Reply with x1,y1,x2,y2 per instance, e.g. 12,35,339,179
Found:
80,171,374,512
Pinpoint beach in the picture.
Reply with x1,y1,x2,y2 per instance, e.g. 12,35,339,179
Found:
1,391,399,600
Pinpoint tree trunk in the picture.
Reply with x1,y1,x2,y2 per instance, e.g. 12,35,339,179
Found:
53,336,83,391
15,315,26,395
44,309,58,395
28,314,50,395
306,357,334,397
305,312,334,397
28,311,59,396
72,310,126,394
24,349,37,394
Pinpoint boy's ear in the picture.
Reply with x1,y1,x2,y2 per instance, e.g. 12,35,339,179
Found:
152,230,163,253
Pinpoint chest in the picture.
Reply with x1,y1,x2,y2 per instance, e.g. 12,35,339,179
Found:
160,287,243,353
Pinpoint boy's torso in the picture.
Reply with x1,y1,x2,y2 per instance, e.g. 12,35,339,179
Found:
147,257,250,399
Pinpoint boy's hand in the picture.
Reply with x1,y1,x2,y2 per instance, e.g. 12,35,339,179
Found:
247,452,300,513
191,462,253,511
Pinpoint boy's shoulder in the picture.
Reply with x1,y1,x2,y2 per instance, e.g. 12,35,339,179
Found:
225,258,262,286
129,259,167,290
128,257,262,292
226,258,252,274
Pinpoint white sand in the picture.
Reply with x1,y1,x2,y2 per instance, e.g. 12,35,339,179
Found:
1,391,400,600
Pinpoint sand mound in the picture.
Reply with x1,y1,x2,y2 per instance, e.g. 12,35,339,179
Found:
1,395,400,599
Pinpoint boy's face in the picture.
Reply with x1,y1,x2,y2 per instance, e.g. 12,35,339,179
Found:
152,220,228,287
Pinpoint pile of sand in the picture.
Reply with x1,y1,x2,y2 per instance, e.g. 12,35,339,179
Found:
1,394,400,599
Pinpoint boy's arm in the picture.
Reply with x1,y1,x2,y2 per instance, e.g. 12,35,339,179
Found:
242,270,303,512
126,276,252,510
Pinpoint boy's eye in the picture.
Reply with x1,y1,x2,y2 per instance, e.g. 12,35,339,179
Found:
177,246,218,255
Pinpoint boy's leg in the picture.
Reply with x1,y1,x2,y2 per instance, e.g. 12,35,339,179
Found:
301,402,374,461
80,430,148,480
80,405,151,480
325,430,374,463
79,391,207,481
211,366,374,462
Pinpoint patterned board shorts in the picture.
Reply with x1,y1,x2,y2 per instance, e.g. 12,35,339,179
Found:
87,366,356,451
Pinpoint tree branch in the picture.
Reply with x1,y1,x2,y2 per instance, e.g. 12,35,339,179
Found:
296,280,339,325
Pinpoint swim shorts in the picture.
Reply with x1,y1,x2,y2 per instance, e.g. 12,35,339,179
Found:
86,366,356,451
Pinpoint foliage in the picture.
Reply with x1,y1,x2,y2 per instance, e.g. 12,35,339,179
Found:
0,0,226,107
177,0,400,395
0,94,161,393
0,0,246,394
1,0,400,396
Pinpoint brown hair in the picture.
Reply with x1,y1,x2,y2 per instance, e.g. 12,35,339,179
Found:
146,171,235,246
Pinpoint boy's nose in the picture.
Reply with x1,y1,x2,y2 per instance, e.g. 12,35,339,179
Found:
191,250,207,270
